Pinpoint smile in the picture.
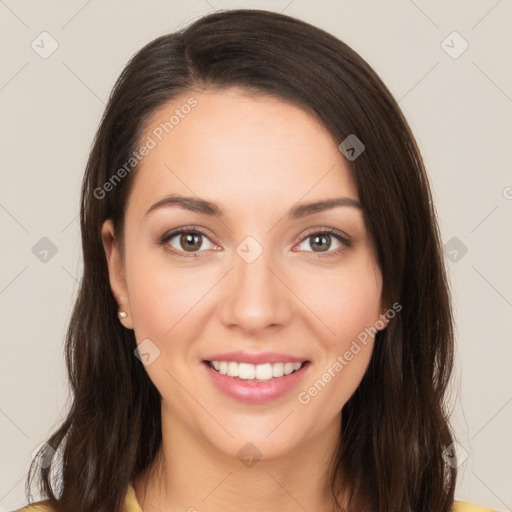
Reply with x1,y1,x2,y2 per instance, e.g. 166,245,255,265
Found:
208,360,305,381
203,359,310,404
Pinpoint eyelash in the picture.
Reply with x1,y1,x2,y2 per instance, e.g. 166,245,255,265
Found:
159,226,352,259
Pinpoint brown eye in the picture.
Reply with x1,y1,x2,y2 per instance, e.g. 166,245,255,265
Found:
176,232,203,252
308,233,334,252
296,228,352,258
160,228,217,257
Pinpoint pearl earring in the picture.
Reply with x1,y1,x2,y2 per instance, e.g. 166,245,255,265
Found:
118,311,128,319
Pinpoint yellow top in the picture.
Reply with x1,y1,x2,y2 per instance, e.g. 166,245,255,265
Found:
11,484,499,511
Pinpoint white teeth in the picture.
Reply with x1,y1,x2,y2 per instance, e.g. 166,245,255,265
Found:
255,363,272,380
272,362,284,377
209,360,305,380
238,363,255,379
283,362,294,375
227,362,238,377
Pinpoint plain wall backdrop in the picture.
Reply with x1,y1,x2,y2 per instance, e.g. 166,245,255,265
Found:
1,1,511,510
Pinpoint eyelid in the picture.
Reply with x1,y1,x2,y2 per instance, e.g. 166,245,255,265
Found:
160,225,212,239
298,226,351,244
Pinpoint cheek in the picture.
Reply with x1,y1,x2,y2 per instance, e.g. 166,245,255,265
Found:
296,257,383,348
294,256,382,407
124,253,214,393
126,254,212,340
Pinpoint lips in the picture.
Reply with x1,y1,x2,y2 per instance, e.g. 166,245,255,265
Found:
202,351,310,403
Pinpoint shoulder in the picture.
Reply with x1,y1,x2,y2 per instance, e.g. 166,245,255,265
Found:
10,500,55,512
453,500,500,512
14,497,496,512
11,482,139,512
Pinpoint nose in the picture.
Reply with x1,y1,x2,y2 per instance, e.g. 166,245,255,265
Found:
218,239,292,335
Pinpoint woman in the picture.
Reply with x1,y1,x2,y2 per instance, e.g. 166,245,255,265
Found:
15,9,498,512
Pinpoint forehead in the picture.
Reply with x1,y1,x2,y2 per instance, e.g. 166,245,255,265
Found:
129,87,359,216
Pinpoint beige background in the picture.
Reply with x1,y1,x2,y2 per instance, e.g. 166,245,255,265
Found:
1,1,511,510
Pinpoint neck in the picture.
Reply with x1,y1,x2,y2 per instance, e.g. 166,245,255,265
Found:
133,400,342,512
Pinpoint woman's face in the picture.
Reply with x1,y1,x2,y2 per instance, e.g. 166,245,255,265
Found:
103,87,387,460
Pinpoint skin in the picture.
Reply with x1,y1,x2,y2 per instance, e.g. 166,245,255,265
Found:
102,87,389,511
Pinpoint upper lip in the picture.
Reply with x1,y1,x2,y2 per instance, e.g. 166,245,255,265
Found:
204,351,309,365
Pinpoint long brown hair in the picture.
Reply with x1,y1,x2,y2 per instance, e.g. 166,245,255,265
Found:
26,9,457,511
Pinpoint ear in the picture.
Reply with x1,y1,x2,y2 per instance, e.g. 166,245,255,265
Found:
101,219,134,329
376,309,391,332
376,289,392,332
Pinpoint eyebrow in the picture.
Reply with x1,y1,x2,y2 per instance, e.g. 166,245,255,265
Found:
145,193,362,219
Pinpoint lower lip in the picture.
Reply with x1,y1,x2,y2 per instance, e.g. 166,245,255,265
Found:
203,361,310,404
